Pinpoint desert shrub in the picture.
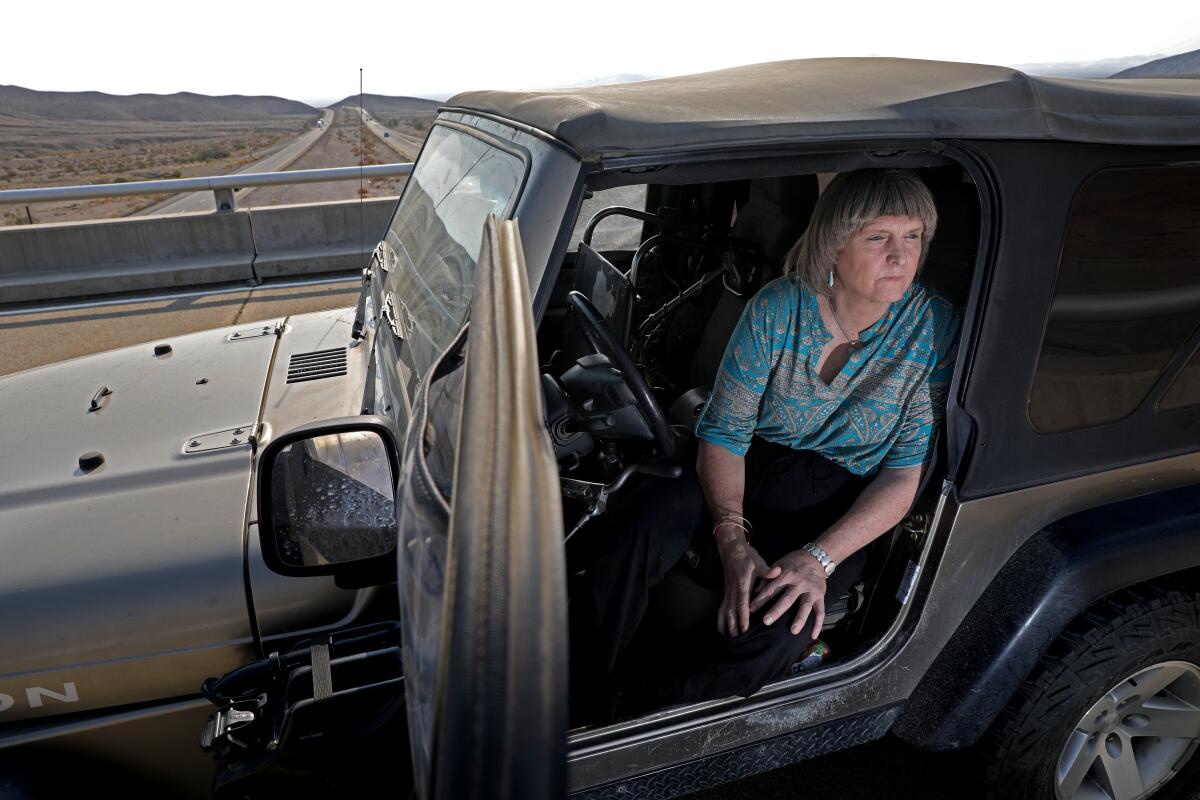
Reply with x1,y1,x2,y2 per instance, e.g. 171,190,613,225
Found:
194,145,230,162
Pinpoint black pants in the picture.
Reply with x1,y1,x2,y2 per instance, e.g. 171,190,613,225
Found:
569,439,869,718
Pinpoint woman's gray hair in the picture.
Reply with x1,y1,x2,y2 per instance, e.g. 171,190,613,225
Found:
783,169,938,296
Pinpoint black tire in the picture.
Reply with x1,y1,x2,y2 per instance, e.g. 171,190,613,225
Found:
982,584,1200,800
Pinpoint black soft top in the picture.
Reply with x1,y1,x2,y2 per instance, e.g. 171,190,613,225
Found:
444,58,1200,158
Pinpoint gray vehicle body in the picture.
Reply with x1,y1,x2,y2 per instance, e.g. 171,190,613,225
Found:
0,310,382,788
3,57,1200,797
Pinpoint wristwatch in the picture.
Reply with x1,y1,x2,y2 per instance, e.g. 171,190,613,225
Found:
802,543,837,577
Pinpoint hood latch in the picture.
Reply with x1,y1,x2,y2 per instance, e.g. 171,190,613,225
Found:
184,424,259,454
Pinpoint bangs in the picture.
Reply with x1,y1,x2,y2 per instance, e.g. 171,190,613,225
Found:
839,172,938,240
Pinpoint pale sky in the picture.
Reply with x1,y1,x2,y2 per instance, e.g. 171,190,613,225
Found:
3,0,1199,105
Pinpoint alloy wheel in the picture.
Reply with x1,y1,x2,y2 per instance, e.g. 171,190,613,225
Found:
1055,660,1200,800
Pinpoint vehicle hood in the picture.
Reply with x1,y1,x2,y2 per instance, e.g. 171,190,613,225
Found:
0,320,280,703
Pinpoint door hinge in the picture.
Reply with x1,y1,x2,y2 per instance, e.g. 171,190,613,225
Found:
900,511,932,550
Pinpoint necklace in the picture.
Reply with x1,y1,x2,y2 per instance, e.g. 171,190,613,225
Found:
828,297,863,349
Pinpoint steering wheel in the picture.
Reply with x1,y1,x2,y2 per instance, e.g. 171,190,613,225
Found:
566,291,676,461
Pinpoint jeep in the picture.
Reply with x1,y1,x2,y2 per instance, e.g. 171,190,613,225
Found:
4,58,1200,800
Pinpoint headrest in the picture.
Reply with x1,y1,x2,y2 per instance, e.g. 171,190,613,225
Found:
731,174,820,265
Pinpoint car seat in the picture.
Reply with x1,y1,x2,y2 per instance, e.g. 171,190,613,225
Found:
686,174,819,389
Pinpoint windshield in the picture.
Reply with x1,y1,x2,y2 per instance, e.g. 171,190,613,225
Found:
381,125,525,393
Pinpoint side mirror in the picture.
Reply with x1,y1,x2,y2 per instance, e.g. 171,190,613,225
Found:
258,416,400,577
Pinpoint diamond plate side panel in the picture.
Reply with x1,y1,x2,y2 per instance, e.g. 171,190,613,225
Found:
571,705,901,800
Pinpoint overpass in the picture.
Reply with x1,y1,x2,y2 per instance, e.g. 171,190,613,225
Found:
0,163,411,375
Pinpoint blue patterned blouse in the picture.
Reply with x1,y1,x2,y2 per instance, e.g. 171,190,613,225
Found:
695,276,959,476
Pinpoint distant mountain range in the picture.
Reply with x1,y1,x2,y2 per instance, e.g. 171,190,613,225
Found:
0,86,440,125
332,93,440,117
1017,47,1200,79
1112,48,1200,78
0,85,316,121
1014,57,1153,79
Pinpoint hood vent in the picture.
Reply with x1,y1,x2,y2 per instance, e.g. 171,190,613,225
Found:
287,348,348,384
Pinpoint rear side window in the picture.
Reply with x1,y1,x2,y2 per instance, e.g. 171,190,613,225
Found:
567,185,648,252
1028,164,1200,432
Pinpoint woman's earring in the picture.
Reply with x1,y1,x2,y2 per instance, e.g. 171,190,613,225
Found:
827,270,835,289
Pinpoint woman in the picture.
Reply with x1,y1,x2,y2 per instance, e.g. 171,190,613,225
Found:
569,169,959,721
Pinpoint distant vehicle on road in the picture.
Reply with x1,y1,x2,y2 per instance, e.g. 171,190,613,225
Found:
4,58,1200,800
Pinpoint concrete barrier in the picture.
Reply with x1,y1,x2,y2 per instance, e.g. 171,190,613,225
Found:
0,197,401,307
0,212,256,305
249,197,396,279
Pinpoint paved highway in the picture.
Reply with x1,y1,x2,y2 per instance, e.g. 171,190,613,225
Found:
132,108,336,216
356,107,424,159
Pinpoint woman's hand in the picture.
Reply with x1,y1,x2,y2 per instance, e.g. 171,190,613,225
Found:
715,530,780,637
749,550,829,637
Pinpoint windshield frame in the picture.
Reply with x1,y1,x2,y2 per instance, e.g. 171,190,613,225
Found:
372,120,532,407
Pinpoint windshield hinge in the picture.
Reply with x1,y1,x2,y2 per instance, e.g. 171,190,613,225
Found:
372,241,388,273
382,293,404,340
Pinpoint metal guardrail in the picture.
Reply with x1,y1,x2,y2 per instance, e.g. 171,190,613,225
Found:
0,163,416,306
0,163,414,213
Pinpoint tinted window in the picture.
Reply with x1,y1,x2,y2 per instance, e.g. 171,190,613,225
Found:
1028,164,1200,432
382,125,524,393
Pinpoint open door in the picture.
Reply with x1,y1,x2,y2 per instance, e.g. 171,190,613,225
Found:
395,216,567,800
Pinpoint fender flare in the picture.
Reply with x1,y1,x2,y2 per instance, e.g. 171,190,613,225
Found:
892,483,1200,751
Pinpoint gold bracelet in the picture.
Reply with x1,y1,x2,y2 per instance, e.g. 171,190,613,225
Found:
714,514,753,533
712,520,750,540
